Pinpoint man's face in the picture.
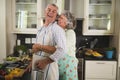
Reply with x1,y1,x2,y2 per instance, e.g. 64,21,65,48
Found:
45,5,58,21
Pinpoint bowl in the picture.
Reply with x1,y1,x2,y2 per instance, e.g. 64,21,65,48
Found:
3,57,19,64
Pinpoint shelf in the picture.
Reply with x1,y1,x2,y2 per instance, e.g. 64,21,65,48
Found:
16,15,37,18
89,14,111,19
16,2,37,5
89,18,110,20
12,28,37,34
89,3,111,6
16,12,37,18
88,26,107,30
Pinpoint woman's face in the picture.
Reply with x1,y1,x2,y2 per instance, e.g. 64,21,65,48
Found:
58,14,67,29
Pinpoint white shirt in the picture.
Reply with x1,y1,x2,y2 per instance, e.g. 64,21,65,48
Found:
65,29,76,57
36,22,67,62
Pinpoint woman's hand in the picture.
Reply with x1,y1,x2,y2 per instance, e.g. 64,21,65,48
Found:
35,57,53,70
32,44,56,54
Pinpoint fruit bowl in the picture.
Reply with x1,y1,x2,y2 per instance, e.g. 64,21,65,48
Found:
4,60,17,64
85,49,104,59
3,57,19,64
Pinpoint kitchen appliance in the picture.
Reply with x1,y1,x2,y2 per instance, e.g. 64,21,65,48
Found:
76,46,85,80
77,58,84,80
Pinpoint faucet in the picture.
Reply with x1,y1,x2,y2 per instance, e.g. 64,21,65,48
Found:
90,38,98,49
76,46,86,53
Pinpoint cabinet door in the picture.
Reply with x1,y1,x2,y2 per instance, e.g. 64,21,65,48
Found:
85,61,117,79
59,0,84,18
12,0,38,34
69,0,84,18
12,0,57,34
83,0,115,35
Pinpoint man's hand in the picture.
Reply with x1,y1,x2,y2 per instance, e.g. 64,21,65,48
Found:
32,44,41,53
25,61,32,72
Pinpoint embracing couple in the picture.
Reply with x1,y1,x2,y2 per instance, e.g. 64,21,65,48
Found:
26,3,78,80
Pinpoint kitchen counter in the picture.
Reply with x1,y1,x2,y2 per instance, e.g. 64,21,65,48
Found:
0,56,31,80
77,56,117,80
84,56,117,61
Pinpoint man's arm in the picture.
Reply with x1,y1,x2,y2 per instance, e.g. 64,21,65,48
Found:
49,23,67,62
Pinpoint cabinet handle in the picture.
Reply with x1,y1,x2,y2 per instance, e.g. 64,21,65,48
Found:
96,62,105,64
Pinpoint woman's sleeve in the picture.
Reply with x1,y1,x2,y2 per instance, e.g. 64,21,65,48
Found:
66,30,76,57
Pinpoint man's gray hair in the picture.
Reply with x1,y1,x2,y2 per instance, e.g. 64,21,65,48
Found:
46,3,58,11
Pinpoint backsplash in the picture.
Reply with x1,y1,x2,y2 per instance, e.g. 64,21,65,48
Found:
16,19,110,50
74,19,110,49
16,34,36,49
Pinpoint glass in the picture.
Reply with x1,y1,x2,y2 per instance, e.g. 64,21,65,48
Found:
89,19,111,30
88,0,112,30
89,5,111,14
16,0,37,29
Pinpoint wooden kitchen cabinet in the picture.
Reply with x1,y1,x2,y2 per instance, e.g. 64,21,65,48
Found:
11,0,57,34
83,0,115,35
42,0,84,18
85,60,117,80
12,0,37,34
37,0,84,18
11,0,84,34
65,0,84,18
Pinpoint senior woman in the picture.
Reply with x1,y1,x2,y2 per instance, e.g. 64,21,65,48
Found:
57,11,78,80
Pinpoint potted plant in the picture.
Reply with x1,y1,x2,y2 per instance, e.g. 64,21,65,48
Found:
104,47,115,51
13,45,27,57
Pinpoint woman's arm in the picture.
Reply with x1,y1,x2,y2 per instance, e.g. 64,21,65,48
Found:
41,45,56,53
32,44,56,70
32,44,56,54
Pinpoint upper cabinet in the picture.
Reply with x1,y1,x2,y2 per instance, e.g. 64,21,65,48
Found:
11,0,84,34
83,0,115,35
12,0,38,34
12,0,58,34
57,0,84,18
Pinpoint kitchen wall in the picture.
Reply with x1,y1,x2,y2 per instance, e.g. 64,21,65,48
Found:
0,0,7,60
16,34,36,49
75,20,110,49
111,0,120,80
14,20,110,51
6,0,16,55
3,0,120,79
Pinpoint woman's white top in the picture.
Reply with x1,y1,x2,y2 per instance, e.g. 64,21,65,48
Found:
65,29,76,57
